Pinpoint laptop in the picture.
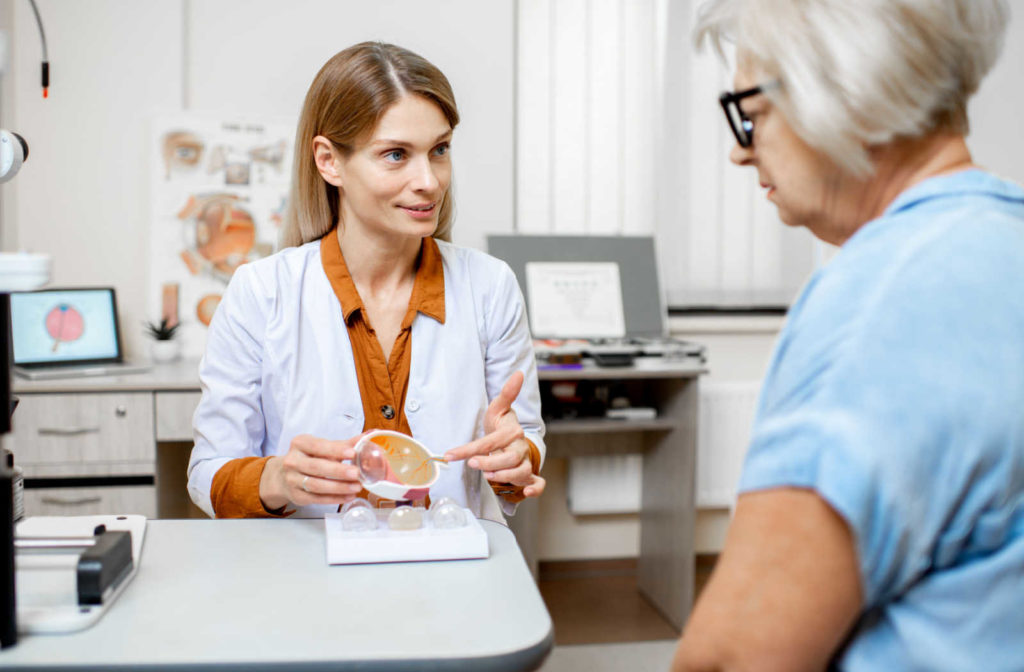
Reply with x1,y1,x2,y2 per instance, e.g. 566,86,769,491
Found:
487,234,705,363
10,287,151,380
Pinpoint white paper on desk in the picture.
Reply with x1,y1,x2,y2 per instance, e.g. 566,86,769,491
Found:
525,262,626,338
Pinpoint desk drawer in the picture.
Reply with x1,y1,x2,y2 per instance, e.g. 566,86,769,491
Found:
24,481,157,518
155,391,201,441
11,393,155,474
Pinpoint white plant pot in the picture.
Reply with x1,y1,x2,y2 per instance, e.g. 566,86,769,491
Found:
150,340,181,364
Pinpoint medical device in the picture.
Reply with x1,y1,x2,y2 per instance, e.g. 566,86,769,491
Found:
0,131,28,185
0,129,49,650
27,0,50,98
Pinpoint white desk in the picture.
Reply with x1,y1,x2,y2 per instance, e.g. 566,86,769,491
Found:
2,518,553,671
13,357,706,629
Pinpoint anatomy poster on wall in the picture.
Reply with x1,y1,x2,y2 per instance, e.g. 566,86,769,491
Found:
149,116,294,358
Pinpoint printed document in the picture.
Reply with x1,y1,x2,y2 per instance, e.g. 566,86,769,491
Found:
525,262,626,338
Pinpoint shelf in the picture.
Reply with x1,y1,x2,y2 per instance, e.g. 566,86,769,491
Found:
538,359,705,381
545,417,677,435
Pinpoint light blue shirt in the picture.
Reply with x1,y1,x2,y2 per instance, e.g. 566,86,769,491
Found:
740,170,1024,671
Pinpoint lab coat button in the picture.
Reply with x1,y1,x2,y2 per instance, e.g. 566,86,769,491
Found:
408,399,420,412
380,405,395,420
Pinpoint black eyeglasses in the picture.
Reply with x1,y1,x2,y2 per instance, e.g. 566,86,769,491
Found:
718,85,764,148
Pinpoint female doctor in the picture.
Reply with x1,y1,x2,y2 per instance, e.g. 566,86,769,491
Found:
187,42,546,520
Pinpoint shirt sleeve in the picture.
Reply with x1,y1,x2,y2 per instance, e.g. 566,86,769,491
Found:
210,456,292,518
187,264,273,518
488,439,543,503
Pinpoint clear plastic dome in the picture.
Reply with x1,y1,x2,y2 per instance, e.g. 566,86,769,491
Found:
431,501,467,529
387,506,424,531
341,501,378,532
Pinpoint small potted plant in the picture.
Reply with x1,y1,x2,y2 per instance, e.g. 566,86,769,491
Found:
145,318,181,363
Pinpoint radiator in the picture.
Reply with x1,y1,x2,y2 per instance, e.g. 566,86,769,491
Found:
566,380,761,514
567,454,644,514
695,380,760,508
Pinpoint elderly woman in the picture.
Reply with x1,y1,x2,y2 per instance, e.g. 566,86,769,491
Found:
674,2,1023,671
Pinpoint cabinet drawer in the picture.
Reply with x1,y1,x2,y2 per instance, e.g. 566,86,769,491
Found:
155,391,201,441
24,483,157,518
11,393,155,473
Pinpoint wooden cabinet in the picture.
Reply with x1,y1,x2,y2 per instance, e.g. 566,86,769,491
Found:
11,393,155,477
12,360,205,519
23,484,157,518
155,391,202,441
11,392,157,519
510,359,704,630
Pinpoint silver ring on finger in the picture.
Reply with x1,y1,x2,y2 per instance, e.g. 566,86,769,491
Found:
302,475,311,493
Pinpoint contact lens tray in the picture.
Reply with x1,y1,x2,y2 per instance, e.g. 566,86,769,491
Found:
324,507,489,565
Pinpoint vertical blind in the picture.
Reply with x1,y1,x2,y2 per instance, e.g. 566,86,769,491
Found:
516,0,820,309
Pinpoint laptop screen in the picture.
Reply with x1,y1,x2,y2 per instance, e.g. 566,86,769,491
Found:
487,235,667,339
10,288,123,367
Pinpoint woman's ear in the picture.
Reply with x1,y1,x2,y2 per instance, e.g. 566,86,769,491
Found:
312,136,344,187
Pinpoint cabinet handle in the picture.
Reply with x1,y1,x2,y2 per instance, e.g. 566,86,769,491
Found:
37,427,101,436
115,405,127,417
41,496,102,506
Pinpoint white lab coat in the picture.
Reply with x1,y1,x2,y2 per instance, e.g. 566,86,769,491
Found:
187,238,546,521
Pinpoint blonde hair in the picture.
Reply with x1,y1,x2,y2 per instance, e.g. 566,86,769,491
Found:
695,0,1008,175
281,42,460,247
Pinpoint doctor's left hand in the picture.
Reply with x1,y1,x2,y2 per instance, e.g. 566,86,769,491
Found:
444,371,546,499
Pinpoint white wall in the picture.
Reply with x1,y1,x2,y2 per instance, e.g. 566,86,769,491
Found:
6,0,183,360
2,0,514,358
968,12,1024,184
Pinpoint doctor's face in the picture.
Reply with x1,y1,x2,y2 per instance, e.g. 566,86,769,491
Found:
336,94,452,242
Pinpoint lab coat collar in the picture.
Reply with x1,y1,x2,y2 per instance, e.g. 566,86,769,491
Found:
319,227,446,326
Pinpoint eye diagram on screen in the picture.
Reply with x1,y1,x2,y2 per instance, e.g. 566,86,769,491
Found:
10,289,120,366
45,303,85,352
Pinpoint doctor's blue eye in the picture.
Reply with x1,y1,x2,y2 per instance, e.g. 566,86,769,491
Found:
384,149,405,162
433,143,450,157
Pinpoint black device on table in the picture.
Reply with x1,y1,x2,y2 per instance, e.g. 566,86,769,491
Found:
590,352,635,367
2,293,18,648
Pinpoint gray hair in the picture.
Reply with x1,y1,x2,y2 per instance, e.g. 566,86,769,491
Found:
695,0,1009,175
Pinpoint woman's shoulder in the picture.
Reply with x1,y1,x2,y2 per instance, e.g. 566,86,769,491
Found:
434,239,515,280
231,239,324,297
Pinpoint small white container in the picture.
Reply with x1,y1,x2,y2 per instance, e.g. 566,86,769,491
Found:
150,339,181,363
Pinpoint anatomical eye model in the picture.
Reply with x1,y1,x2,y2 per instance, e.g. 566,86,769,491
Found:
354,431,448,501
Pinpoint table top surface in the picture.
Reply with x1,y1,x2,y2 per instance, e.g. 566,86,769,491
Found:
12,356,704,394
4,518,553,671
12,359,204,394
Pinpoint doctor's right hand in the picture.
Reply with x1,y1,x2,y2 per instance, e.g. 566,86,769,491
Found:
259,433,366,511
